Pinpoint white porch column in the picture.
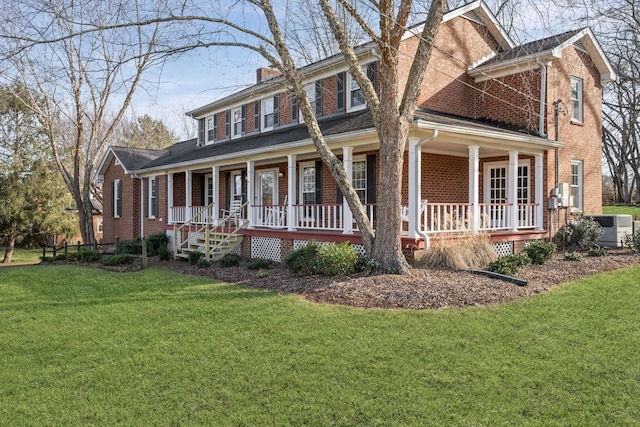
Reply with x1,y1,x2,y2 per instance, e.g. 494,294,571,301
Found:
468,145,480,233
212,166,219,222
246,160,255,228
408,137,421,238
185,170,192,220
287,154,297,231
508,151,519,232
167,173,174,224
342,146,353,234
535,153,544,231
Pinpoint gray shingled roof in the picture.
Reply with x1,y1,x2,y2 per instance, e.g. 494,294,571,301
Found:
485,29,584,65
135,108,545,172
111,146,168,171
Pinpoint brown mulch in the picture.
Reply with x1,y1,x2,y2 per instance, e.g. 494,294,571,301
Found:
161,249,640,310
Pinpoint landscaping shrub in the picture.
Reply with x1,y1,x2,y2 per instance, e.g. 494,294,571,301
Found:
284,241,320,275
188,250,204,266
564,251,584,262
118,237,142,255
523,241,557,265
157,245,171,261
78,249,101,263
102,254,134,266
256,269,271,279
146,232,169,256
417,233,497,270
588,246,607,257
247,258,272,270
219,254,240,268
316,242,362,276
284,241,363,276
196,257,211,268
485,253,531,276
622,230,640,252
560,216,604,250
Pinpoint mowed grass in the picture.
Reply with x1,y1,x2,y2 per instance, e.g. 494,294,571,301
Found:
1,265,639,425
0,248,43,265
603,205,640,218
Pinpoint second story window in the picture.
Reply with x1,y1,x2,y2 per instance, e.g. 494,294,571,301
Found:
570,76,583,123
113,179,122,218
207,115,217,143
232,106,246,138
347,63,376,112
262,95,279,131
291,93,298,123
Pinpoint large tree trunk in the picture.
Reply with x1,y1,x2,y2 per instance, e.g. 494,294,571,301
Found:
2,228,17,264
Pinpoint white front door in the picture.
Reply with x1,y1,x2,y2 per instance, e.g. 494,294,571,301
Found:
205,174,214,206
484,160,530,228
256,170,277,222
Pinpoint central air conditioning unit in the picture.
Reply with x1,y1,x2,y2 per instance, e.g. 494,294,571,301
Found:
590,214,633,248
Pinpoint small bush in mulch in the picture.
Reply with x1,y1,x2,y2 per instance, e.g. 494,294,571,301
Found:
195,257,210,268
564,251,584,262
560,216,604,250
102,254,134,266
247,258,272,270
219,254,240,268
284,241,363,276
417,233,497,270
588,246,607,257
188,250,204,266
78,250,101,263
118,237,143,255
157,246,171,261
485,253,531,276
146,232,169,256
622,230,640,252
256,269,271,279
523,241,557,265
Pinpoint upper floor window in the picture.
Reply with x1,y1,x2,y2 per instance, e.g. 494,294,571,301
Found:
262,95,279,131
253,101,260,132
570,76,583,123
291,93,298,123
207,115,217,143
336,72,345,112
231,106,246,138
346,62,376,112
571,160,583,212
305,81,323,117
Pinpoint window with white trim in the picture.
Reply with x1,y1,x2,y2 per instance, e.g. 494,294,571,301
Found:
571,160,583,212
206,115,217,143
148,177,157,218
113,179,122,218
300,163,316,205
570,76,583,122
352,158,367,203
347,71,366,111
262,95,279,131
231,107,244,138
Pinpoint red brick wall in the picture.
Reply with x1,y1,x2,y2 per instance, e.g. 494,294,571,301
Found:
142,175,169,236
103,157,141,242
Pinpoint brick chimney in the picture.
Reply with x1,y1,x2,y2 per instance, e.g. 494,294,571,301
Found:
256,67,282,84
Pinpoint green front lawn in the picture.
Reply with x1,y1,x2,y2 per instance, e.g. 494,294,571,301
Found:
0,248,43,265
603,205,640,219
1,265,639,425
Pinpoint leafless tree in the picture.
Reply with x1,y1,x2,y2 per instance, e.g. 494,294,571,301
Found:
0,0,177,244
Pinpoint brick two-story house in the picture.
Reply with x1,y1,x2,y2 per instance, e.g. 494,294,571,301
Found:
96,1,615,261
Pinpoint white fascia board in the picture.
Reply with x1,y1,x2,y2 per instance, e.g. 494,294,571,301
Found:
414,119,564,150
95,147,131,181
405,0,514,50
469,51,560,82
559,28,617,83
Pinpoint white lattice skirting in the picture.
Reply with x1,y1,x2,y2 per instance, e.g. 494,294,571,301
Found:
492,241,514,257
251,237,281,262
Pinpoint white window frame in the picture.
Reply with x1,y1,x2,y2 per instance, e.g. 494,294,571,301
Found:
299,162,316,220
206,115,217,144
262,97,275,131
231,107,243,139
347,71,367,112
98,217,104,233
483,160,531,205
205,174,214,206
571,160,583,212
570,76,583,123
148,176,157,219
113,179,121,218
352,156,367,203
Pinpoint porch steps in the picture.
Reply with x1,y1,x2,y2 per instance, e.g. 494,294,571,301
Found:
177,232,244,261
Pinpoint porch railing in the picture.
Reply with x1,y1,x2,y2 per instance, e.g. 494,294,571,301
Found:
170,205,215,224
172,201,538,234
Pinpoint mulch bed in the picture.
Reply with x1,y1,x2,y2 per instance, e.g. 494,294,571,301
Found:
158,249,640,310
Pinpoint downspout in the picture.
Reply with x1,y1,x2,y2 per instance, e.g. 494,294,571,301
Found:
414,130,439,250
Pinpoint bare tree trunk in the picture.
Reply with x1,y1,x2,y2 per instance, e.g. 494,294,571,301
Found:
2,228,17,264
